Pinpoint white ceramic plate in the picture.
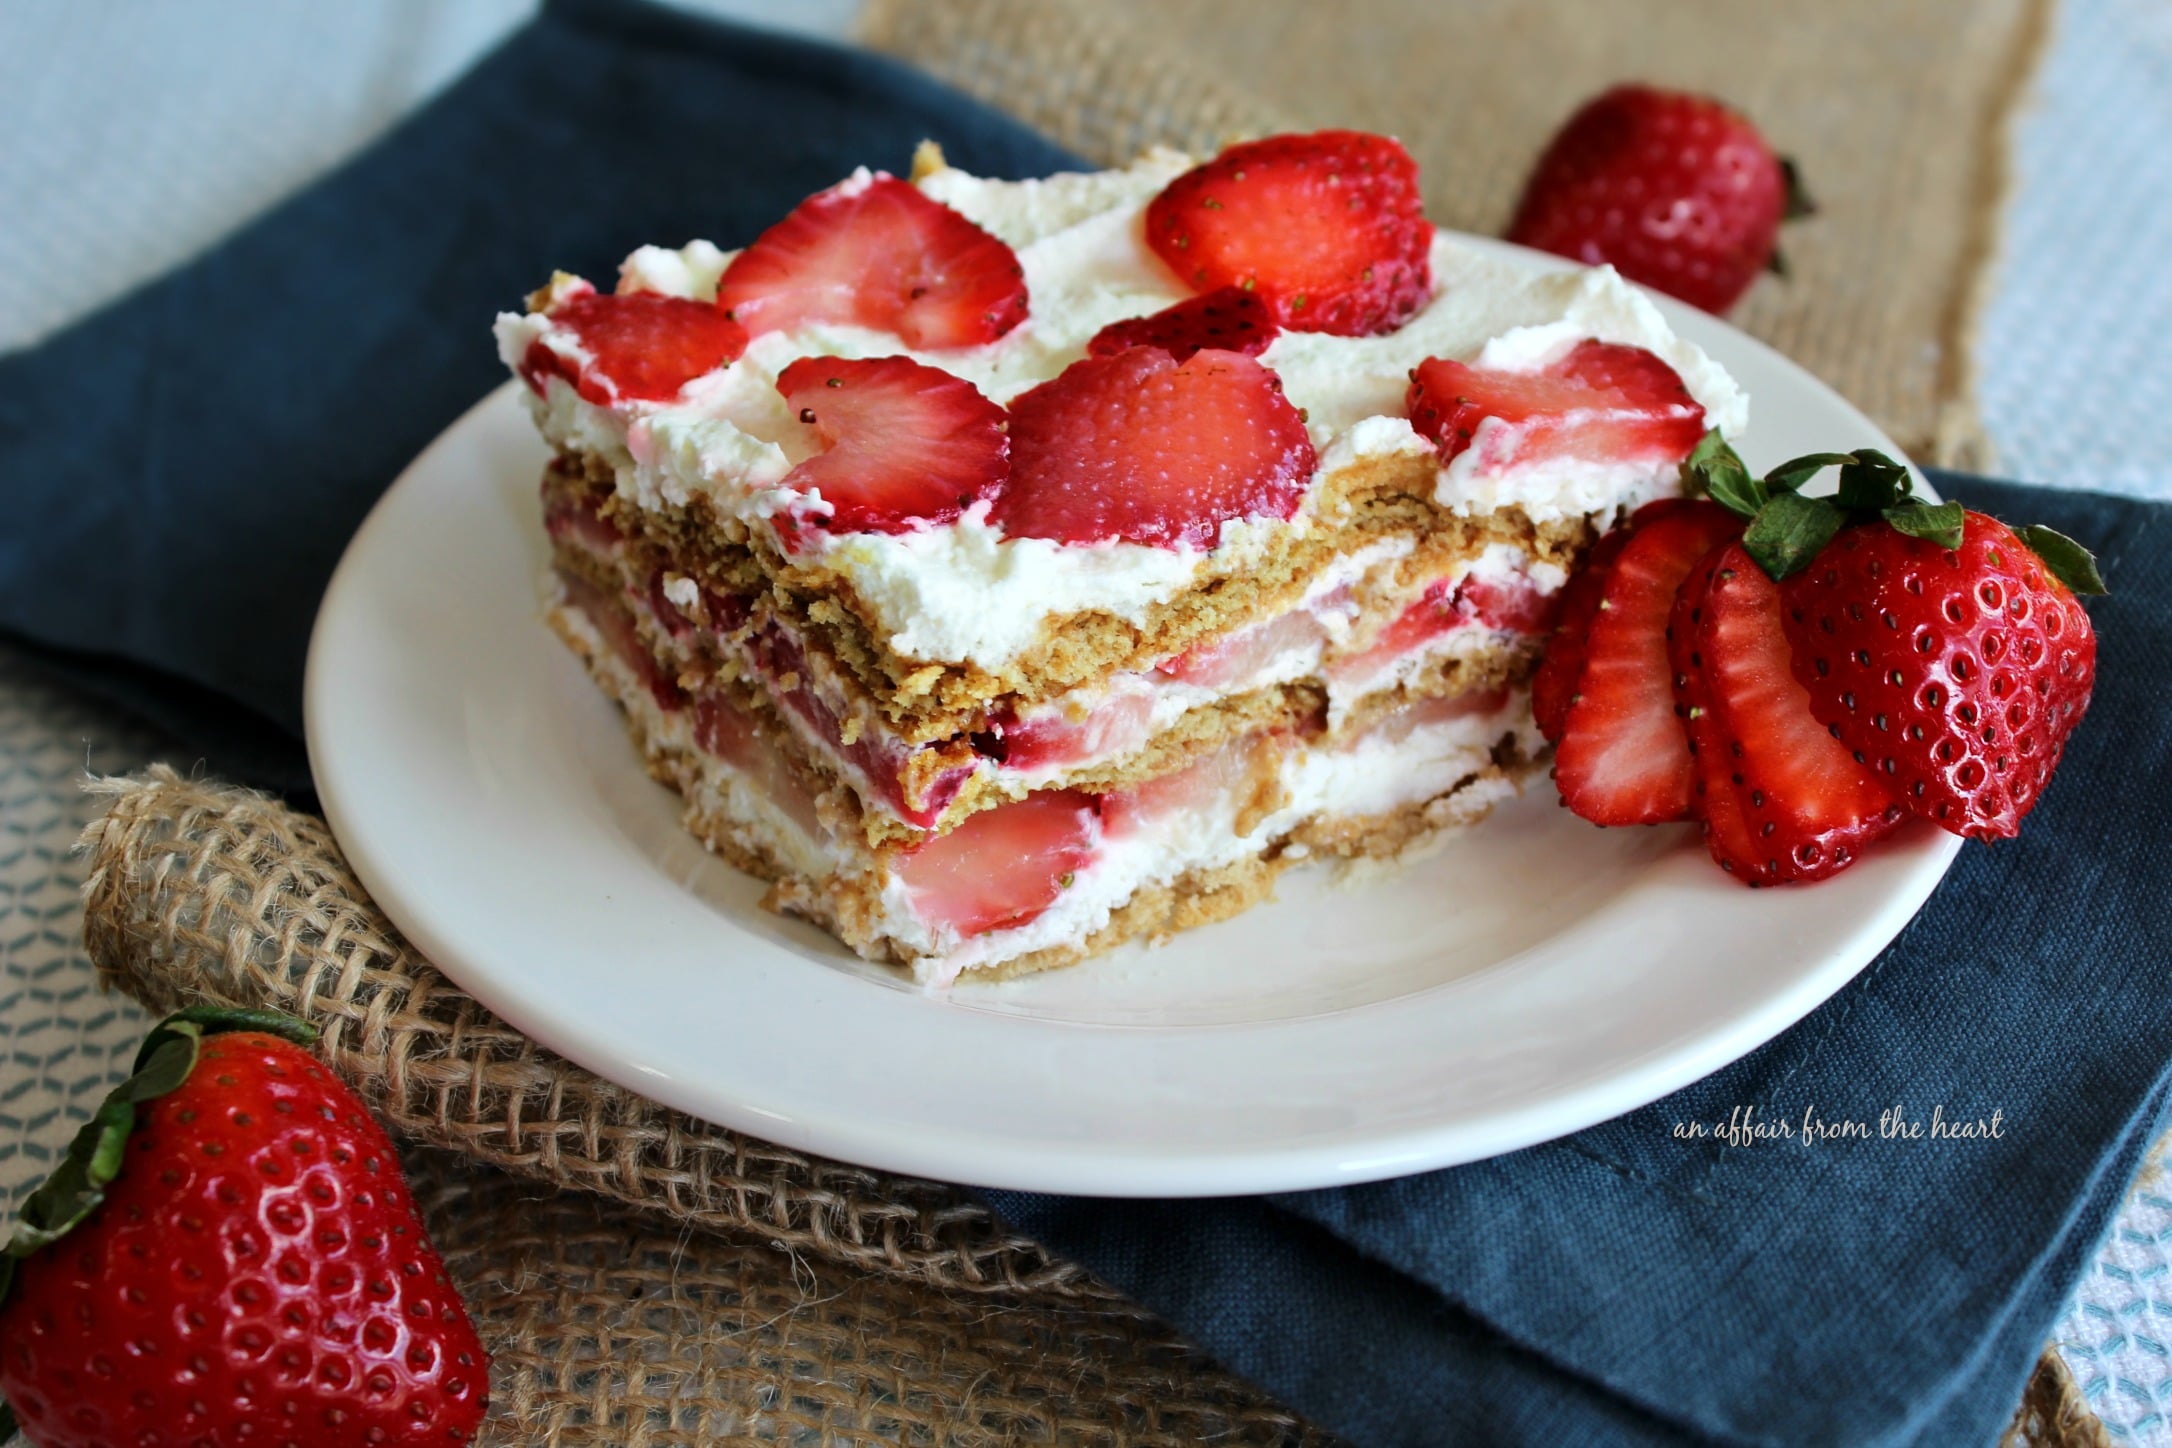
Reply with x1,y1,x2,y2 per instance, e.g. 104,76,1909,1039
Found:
306,238,1960,1197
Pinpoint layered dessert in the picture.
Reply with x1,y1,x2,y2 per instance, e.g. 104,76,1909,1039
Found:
496,131,1747,987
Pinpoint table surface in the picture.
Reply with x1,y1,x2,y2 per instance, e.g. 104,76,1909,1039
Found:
2,0,2167,1440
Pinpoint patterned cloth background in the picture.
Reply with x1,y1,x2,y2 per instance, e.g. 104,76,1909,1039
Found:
2,0,2167,1438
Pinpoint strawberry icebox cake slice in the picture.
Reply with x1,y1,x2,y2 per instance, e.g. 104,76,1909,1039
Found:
495,130,1746,988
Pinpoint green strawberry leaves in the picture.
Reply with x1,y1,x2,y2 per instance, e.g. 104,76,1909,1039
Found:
1682,429,2107,594
2018,524,2109,596
1884,499,1966,549
0,1008,320,1317
1741,490,1844,578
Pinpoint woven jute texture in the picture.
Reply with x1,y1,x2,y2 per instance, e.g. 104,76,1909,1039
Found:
72,766,2100,1445
858,0,2054,472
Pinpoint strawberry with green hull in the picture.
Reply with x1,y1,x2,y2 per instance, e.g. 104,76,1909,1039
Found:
1777,509,2098,840
0,1008,488,1447
1538,428,2105,884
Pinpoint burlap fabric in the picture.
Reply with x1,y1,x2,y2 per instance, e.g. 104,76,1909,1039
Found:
857,0,2052,472
72,767,2102,1443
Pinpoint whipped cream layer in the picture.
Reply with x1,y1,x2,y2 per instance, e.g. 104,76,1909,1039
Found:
498,151,1748,673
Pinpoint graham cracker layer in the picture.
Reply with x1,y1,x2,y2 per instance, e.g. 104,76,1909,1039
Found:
549,460,1553,850
553,577,1542,981
562,445,1594,744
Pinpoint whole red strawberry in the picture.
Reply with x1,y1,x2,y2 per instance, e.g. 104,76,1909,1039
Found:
0,1009,488,1447
1779,511,2098,840
1507,85,1810,314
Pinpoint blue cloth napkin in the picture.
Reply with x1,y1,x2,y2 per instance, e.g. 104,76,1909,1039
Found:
993,475,2172,1447
4,3,2165,1444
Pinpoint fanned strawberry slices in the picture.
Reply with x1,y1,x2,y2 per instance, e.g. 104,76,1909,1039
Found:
1540,436,2104,884
774,355,1007,540
717,173,1029,348
1145,130,1432,336
994,348,1317,549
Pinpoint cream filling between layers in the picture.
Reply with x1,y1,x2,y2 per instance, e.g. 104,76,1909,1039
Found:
497,153,1748,674
561,567,1538,988
892,691,1540,987
570,515,1555,824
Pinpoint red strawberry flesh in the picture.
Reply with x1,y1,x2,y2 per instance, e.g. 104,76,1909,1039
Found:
1087,286,1280,361
1144,130,1433,336
1161,607,1331,688
1678,541,1903,881
716,173,1028,349
774,354,1008,541
1551,501,1742,826
994,348,1316,549
895,792,1100,937
522,290,748,406
1407,340,1705,471
1531,498,1693,742
994,692,1158,774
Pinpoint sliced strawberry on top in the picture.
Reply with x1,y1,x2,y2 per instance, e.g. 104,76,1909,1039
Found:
1087,287,1280,361
894,791,1100,938
993,348,1316,549
1552,501,1741,825
1406,340,1705,470
1530,499,1691,743
1144,130,1433,336
1680,540,1903,880
522,291,748,405
773,355,1008,541
716,173,1028,349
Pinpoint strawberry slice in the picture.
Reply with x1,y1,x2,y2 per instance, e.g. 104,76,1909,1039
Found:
894,792,1100,938
1530,499,1693,742
1675,541,1904,881
992,691,1158,774
1407,340,1705,470
1667,547,1768,878
715,174,1028,349
522,291,747,406
1087,287,1279,361
1101,733,1279,838
1458,572,1559,636
993,348,1316,549
1145,131,1433,336
773,355,1008,540
691,689,827,842
1552,502,1741,825
1159,607,1329,688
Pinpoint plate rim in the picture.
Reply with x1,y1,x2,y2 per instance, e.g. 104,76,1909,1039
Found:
305,232,1961,1196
